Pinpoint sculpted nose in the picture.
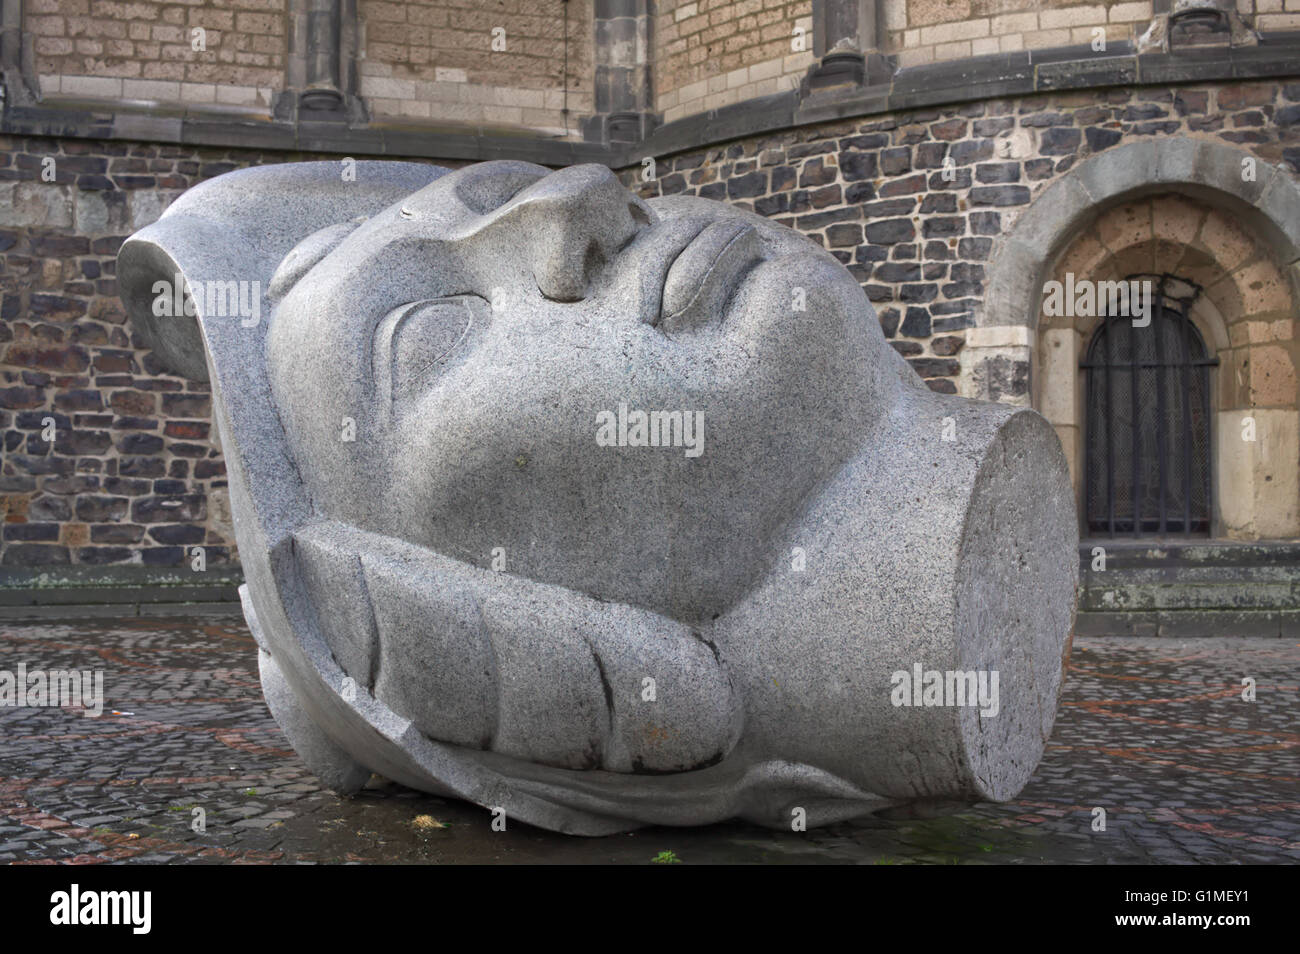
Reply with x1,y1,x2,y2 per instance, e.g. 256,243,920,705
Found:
521,164,652,302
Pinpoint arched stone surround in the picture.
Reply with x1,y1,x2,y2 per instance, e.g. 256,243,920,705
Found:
967,139,1300,539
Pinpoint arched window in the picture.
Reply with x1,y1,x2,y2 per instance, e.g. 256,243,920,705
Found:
1082,296,1217,536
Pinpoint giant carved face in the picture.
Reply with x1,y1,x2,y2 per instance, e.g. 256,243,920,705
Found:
265,161,897,621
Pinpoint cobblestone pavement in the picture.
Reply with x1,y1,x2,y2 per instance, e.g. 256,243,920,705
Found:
1,616,1296,864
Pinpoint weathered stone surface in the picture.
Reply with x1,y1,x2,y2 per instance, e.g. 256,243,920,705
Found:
119,160,1078,835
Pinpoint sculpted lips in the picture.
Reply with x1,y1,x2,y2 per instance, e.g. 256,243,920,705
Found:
636,218,761,329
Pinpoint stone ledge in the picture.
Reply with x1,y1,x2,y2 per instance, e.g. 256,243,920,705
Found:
1075,608,1300,637
5,35,1299,166
0,565,243,608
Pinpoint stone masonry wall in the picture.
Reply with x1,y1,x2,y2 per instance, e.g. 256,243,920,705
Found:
0,138,457,570
3,82,1299,569
655,0,814,123
28,0,286,108
359,0,595,135
620,79,1300,397
884,0,1152,68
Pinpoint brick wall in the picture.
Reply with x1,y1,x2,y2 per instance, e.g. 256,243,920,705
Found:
655,0,814,123
622,80,1300,397
359,0,594,135
27,0,286,108
883,0,1152,68
0,137,367,570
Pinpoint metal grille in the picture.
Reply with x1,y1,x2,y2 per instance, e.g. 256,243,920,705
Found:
1081,300,1217,536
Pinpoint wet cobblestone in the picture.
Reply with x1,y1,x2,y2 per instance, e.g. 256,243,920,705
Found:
1,617,1296,864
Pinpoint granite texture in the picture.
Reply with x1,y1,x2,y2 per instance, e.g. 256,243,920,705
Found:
118,159,1078,834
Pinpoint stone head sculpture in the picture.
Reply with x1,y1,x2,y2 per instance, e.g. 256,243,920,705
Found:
119,160,1078,835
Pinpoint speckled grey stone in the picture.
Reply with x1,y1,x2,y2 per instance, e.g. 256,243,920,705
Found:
118,160,1078,835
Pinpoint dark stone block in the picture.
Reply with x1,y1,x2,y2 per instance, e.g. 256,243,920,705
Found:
950,139,994,165
958,237,992,259
796,207,859,229
875,262,921,283
922,217,965,238
797,159,835,188
104,477,151,495
839,151,878,180
0,544,70,566
900,307,931,337
927,168,971,190
3,523,60,542
880,147,911,175
1024,158,1055,179
840,133,889,150
933,314,975,332
1019,111,1069,128
899,283,938,303
0,387,44,409
1040,127,1081,155
160,393,211,418
727,171,768,198
920,193,957,214
826,223,862,247
75,495,129,522
861,198,917,217
111,416,159,430
970,211,1001,234
844,181,876,203
1133,121,1181,136
810,185,842,208
74,546,133,564
931,335,965,356
30,234,91,257
879,173,928,197
54,430,112,455
877,307,901,337
118,433,165,454
90,524,146,544
120,457,167,477
908,357,961,378
973,117,1014,137
929,118,966,140
975,162,1020,183
864,219,914,244
915,142,948,168
132,494,206,523
148,524,206,545
43,475,100,494
969,185,1030,206
163,421,209,440
754,194,789,216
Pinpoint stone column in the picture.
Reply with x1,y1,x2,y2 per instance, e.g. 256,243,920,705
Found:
278,0,364,122
585,0,654,143
806,0,892,91
1,0,39,106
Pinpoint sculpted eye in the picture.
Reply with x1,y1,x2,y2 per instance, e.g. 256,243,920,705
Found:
373,295,488,403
